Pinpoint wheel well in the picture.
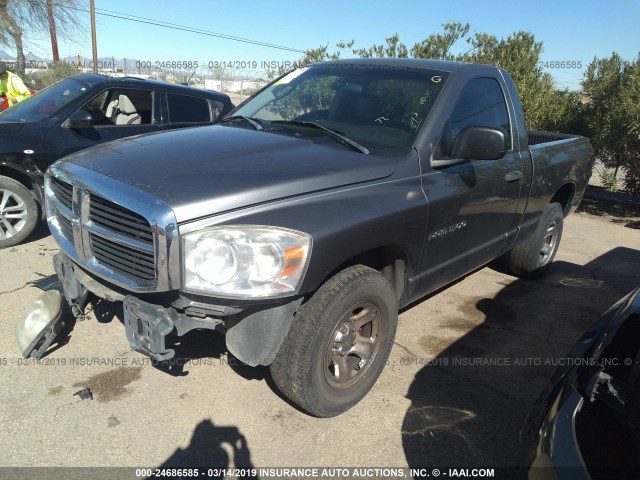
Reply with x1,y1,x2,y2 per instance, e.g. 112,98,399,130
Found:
0,166,43,210
550,183,575,216
0,167,32,190
327,247,407,303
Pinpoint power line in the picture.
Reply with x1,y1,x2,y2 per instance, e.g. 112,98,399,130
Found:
51,2,305,54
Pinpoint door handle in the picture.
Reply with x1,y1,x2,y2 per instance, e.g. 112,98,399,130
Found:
505,171,523,183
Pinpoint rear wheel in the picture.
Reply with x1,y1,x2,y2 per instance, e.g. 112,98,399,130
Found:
507,202,564,278
270,265,398,417
0,176,39,248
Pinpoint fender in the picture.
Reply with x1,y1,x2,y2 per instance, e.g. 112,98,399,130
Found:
0,156,46,217
0,117,52,216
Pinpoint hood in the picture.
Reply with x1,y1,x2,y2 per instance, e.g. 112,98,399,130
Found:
58,125,398,222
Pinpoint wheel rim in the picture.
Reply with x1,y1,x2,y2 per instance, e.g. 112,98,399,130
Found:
0,188,28,240
539,219,559,266
324,301,382,389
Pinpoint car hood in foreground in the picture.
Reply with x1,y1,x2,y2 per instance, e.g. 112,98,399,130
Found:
521,285,640,440
55,125,399,223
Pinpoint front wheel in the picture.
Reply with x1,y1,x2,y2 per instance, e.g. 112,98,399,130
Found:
0,176,39,248
507,202,564,278
270,265,398,417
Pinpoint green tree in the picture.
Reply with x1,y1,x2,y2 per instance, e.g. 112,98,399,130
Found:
582,53,640,193
411,22,470,59
354,34,408,58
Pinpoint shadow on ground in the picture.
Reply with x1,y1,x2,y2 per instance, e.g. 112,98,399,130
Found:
402,247,640,477
578,197,640,229
28,221,53,244
154,419,257,479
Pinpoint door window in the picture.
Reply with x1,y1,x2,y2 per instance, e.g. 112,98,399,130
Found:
436,77,511,158
167,93,211,123
78,88,153,125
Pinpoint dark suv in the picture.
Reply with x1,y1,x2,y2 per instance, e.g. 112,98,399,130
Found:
0,73,233,247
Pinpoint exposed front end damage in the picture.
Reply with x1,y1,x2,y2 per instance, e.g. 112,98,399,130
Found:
53,251,302,366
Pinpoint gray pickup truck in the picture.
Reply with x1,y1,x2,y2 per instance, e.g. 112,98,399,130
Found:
43,59,594,417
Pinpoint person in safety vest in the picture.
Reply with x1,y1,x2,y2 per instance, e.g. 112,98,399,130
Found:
0,64,32,106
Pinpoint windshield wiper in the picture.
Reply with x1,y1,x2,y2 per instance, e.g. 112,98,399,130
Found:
222,115,263,130
271,120,369,154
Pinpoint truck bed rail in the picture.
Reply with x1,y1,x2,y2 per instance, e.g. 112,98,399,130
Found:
528,130,580,146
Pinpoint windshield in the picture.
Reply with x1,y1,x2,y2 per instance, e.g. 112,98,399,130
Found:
0,78,89,122
232,63,449,154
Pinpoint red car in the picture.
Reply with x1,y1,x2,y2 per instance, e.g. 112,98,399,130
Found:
0,89,36,110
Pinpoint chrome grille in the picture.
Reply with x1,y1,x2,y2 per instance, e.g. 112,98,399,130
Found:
90,233,155,280
50,177,73,210
46,164,179,293
89,194,154,243
85,195,155,282
56,209,74,241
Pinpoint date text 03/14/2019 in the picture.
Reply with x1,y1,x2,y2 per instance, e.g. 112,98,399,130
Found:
134,60,295,70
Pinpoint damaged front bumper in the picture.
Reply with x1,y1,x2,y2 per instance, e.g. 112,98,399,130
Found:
52,252,301,366
123,295,223,361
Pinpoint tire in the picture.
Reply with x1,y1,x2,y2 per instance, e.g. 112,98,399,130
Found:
507,202,564,278
270,265,398,417
0,176,39,248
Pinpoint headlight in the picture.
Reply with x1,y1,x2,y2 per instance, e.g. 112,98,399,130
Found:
183,226,311,298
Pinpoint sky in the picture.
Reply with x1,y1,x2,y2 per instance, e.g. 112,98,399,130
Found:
18,0,640,90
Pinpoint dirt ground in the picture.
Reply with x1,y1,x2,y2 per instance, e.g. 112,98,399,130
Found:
576,195,640,229
0,211,639,479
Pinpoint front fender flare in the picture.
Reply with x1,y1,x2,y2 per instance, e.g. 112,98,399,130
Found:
225,297,303,367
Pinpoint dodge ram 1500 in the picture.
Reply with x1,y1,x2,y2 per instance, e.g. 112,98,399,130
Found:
44,59,594,416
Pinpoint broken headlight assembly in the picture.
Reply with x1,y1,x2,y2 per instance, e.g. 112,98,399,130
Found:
182,225,311,299
16,290,65,359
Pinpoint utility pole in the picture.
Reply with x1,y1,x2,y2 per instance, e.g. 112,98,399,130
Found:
46,0,59,63
90,0,98,73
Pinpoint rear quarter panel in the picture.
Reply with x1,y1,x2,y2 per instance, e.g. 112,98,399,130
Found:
523,137,594,227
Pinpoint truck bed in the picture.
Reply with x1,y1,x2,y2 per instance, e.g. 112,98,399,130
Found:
525,131,594,221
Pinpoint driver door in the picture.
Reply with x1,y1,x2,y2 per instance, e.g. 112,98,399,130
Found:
418,77,524,292
45,87,162,161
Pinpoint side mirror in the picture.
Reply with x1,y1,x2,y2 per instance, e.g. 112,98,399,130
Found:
450,126,507,160
62,110,93,129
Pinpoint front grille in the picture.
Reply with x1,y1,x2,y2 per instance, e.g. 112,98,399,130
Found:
50,177,73,210
56,211,74,241
86,195,155,282
89,194,154,243
90,233,155,280
46,166,168,290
